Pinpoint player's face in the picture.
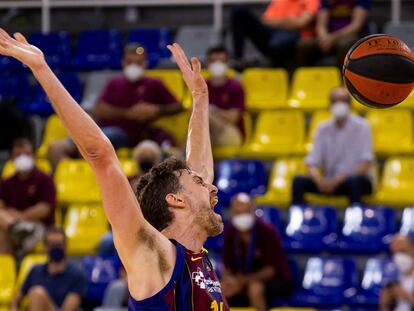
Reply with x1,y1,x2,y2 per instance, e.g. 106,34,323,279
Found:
178,170,223,236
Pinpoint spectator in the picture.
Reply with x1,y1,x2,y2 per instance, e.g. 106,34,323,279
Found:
222,193,293,311
0,137,55,255
99,265,128,309
292,87,374,205
11,226,87,311
206,46,245,147
47,43,182,169
231,0,320,68
380,234,414,311
296,0,371,67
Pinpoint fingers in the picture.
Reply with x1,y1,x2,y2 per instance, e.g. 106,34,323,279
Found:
190,57,201,75
167,43,191,71
13,32,29,44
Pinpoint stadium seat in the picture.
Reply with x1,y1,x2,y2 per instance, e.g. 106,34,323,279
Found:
241,68,289,111
74,29,122,70
365,109,414,156
64,203,109,256
215,159,267,206
255,205,282,231
146,69,185,102
290,256,358,308
204,233,224,254
119,158,138,177
213,112,253,159
399,89,414,109
287,67,342,111
270,309,316,311
29,32,71,68
0,55,24,71
284,205,337,253
1,158,51,179
54,159,101,203
375,157,414,206
127,28,172,68
241,110,306,159
0,73,30,104
230,308,257,311
22,72,83,116
37,114,68,158
0,255,15,304
151,111,190,146
329,205,396,254
15,254,47,293
348,257,397,309
255,158,306,207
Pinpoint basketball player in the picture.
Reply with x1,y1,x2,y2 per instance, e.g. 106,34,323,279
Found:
0,29,229,310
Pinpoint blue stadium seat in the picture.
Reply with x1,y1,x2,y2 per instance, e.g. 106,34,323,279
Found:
21,72,82,116
255,205,282,231
208,252,223,279
290,256,358,308
0,55,25,71
73,29,122,70
348,257,397,309
127,28,172,68
81,256,118,308
284,205,337,253
271,257,301,307
329,205,396,254
204,233,224,254
29,32,71,68
0,73,30,104
215,159,267,206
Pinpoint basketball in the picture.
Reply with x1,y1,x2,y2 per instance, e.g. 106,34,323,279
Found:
343,34,414,108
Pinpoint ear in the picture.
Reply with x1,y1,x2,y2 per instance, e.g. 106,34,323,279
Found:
165,193,186,209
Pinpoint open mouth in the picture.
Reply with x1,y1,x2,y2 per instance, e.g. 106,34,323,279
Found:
211,197,218,209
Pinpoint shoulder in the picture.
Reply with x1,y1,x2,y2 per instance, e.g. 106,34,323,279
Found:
28,263,47,276
107,75,128,86
316,119,335,133
142,76,165,87
65,261,85,277
256,220,278,235
350,114,371,129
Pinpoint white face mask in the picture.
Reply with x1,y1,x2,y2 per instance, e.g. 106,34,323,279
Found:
232,213,255,231
209,61,228,78
330,101,350,120
124,64,145,82
13,154,35,173
394,252,414,273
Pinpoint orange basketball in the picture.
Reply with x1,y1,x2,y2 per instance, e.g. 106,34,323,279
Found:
343,34,414,108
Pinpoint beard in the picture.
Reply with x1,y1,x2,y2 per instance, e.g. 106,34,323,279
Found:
195,204,223,237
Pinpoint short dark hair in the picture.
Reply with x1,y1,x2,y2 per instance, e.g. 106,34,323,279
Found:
206,45,229,58
44,226,66,244
124,43,146,57
136,157,189,231
9,137,34,154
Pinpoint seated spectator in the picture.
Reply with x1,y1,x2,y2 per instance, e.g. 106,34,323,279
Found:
292,87,374,205
380,234,414,311
296,0,371,67
47,43,182,169
11,226,87,311
100,264,128,309
231,0,319,68
0,138,55,255
222,193,293,311
206,46,245,147
130,139,163,181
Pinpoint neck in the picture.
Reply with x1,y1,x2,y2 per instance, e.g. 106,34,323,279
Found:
335,116,348,128
210,76,227,87
48,260,67,274
17,169,34,180
162,218,207,252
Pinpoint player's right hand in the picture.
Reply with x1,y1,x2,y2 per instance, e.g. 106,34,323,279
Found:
0,28,45,70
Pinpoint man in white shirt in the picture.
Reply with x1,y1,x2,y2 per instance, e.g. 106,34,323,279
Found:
380,234,414,311
291,87,374,204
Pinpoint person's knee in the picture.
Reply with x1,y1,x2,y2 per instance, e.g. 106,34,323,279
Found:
247,280,265,297
28,285,49,301
292,175,308,188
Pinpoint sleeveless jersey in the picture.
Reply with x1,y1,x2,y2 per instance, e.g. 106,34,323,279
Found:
128,241,229,311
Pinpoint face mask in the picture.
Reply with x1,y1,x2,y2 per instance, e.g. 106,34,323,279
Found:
124,64,144,82
13,154,35,173
232,213,255,231
48,246,66,263
209,61,228,78
139,159,155,173
394,252,413,273
330,101,350,120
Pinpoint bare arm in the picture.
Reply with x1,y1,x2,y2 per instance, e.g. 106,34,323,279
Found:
168,44,214,183
60,293,81,311
316,9,330,37
246,266,275,282
10,291,22,311
21,202,51,221
92,100,129,119
213,108,241,125
307,165,323,183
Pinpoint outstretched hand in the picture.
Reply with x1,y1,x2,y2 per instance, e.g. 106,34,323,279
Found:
167,43,207,95
0,28,45,70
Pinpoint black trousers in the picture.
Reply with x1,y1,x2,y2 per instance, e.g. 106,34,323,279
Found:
291,175,373,205
231,5,300,66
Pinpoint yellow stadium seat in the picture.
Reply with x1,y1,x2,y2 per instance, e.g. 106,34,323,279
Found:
1,158,51,179
213,112,253,159
116,148,132,158
54,159,101,203
288,67,342,111
152,111,190,146
241,110,305,159
398,89,414,109
366,109,414,157
242,68,289,111
0,255,16,304
270,308,317,311
64,203,109,256
119,158,138,177
15,254,47,293
37,115,68,158
255,158,306,207
375,157,414,207
231,308,257,311
147,69,185,102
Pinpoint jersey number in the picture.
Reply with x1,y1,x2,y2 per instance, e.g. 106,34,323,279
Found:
211,300,224,311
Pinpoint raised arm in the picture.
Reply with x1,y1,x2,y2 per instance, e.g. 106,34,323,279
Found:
167,43,214,183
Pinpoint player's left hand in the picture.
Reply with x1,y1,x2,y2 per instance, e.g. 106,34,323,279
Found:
167,43,208,96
